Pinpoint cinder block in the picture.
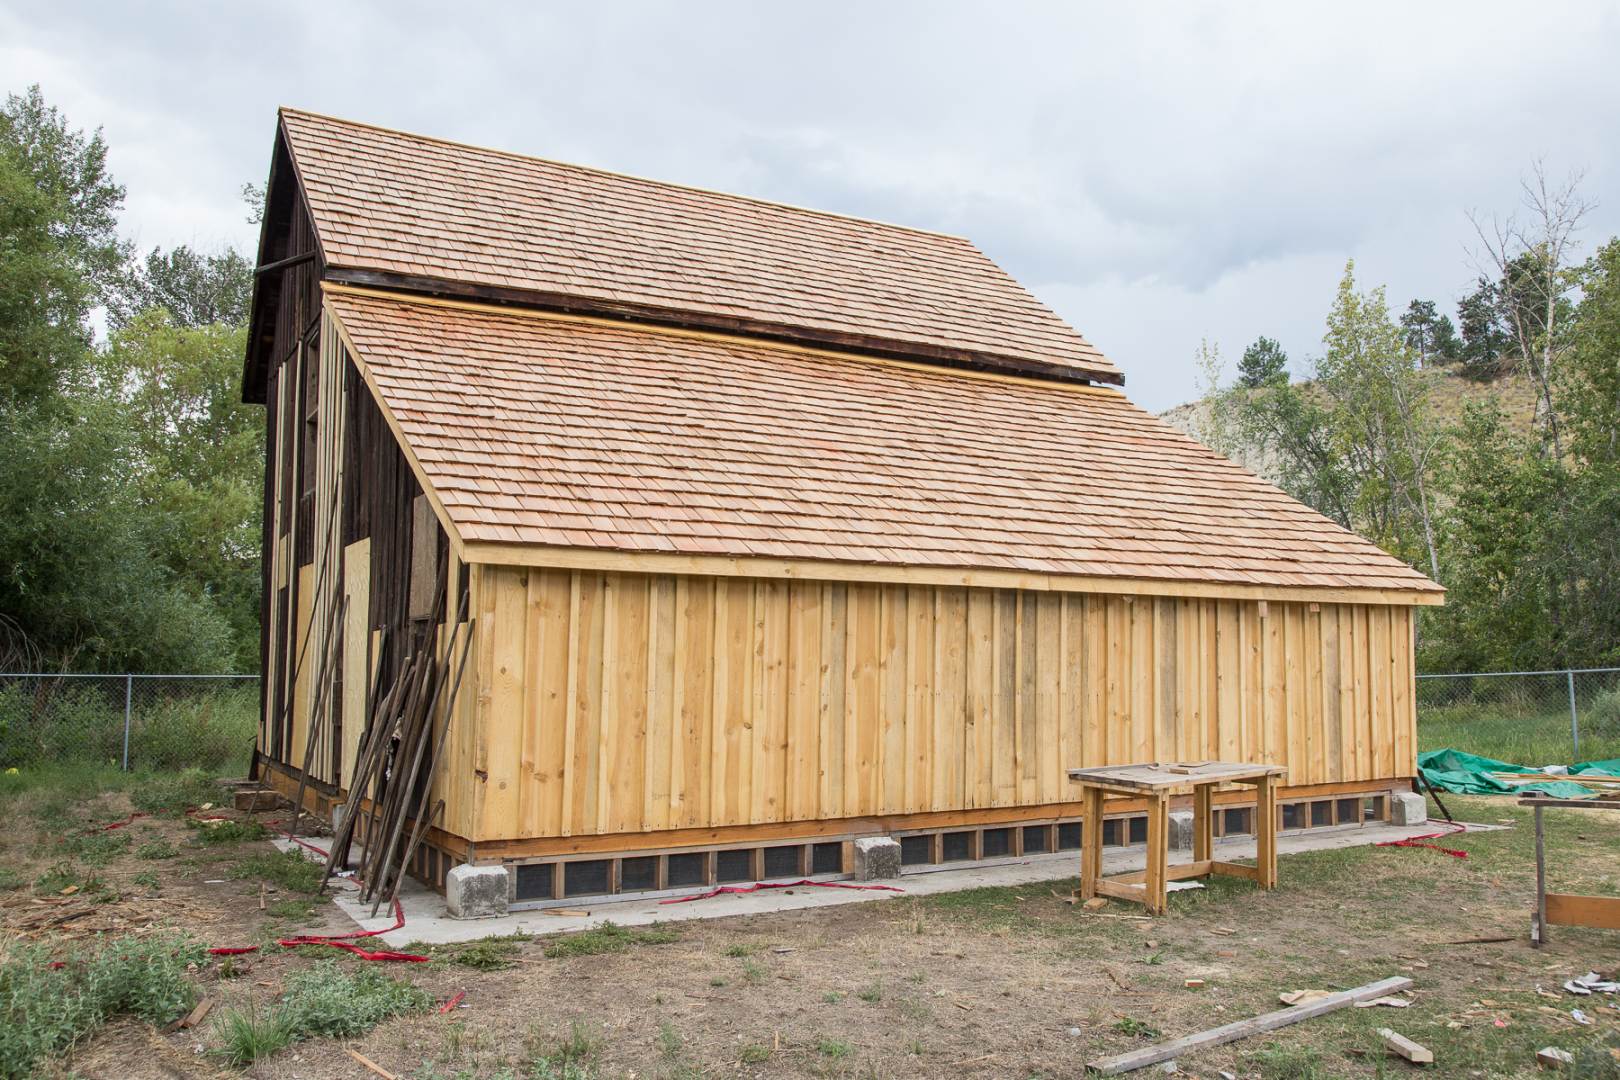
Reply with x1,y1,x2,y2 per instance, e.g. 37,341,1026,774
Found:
1390,792,1428,827
1168,811,1195,851
446,863,510,918
851,836,902,881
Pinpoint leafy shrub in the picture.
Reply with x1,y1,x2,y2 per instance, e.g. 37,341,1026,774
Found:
279,961,429,1038
0,681,256,772
213,961,429,1065
0,933,204,1079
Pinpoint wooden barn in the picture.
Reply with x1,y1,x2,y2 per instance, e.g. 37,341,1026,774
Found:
243,109,1444,907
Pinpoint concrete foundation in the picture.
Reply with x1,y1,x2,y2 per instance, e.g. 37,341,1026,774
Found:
851,836,902,880
1390,792,1428,826
446,864,510,919
1168,811,1194,851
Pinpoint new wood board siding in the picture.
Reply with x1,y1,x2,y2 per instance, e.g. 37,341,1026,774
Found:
466,566,1416,843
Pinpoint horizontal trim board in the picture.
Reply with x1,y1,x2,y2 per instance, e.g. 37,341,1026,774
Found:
461,543,1444,607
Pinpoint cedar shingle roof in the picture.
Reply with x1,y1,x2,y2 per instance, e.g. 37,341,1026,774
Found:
328,289,1441,596
279,109,1121,386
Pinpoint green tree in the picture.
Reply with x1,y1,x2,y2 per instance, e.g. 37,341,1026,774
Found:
112,245,252,330
1400,300,1460,367
99,312,263,668
0,86,239,672
0,85,125,405
1456,277,1508,380
1236,336,1288,388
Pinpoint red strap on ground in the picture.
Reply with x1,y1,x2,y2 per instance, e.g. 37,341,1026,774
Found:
438,990,467,1013
1376,818,1469,859
659,878,904,905
204,824,429,963
94,811,149,832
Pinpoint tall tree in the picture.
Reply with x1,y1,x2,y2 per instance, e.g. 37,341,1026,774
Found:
1470,164,1591,459
1456,276,1508,379
0,86,237,672
111,245,252,330
1400,300,1459,367
0,85,125,405
1237,335,1288,388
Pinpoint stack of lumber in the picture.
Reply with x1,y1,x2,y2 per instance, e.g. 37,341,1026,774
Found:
320,589,471,913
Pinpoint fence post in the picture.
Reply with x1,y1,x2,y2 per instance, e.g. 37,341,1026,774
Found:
1567,669,1580,762
122,674,133,771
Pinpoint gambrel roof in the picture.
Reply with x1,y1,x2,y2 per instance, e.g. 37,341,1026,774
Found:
249,110,1442,602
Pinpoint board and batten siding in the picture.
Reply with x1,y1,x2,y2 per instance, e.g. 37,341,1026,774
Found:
465,565,1416,844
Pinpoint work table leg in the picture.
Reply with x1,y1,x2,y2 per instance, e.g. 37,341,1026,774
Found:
1255,775,1278,890
1145,791,1169,915
1193,783,1213,863
1080,786,1103,901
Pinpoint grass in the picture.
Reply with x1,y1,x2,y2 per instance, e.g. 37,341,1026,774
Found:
408,933,532,971
135,837,176,859
232,848,323,893
213,960,431,1066
816,1037,852,1059
525,1021,598,1080
0,932,205,1080
187,816,269,843
540,921,679,959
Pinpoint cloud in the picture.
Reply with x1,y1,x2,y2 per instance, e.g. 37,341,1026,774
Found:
3,0,1617,411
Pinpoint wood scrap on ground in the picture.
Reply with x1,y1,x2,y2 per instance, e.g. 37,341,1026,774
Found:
1085,976,1414,1075
1378,1028,1433,1064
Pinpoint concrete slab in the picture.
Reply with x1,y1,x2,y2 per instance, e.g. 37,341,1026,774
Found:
275,819,1505,948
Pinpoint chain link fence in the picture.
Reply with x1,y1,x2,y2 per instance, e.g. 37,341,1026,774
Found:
3,667,1616,774
0,673,260,772
1416,667,1620,766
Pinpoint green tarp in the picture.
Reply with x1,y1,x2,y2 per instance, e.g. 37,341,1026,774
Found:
1417,748,1620,798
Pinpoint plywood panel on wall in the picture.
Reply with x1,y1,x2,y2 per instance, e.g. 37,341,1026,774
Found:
466,567,1419,844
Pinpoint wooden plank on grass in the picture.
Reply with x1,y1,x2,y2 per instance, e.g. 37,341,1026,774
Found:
1546,892,1620,930
1378,1028,1433,1064
1086,976,1413,1075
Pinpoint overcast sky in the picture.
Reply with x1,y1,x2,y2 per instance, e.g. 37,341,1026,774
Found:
4,2,1617,410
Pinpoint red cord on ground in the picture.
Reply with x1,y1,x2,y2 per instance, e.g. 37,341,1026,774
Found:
659,878,904,905
1376,818,1469,858
438,990,467,1014
204,815,429,962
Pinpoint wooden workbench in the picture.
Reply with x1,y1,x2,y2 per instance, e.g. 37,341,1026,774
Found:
1520,795,1620,946
1067,761,1287,915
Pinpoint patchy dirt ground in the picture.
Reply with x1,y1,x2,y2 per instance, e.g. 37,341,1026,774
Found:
4,776,1620,1079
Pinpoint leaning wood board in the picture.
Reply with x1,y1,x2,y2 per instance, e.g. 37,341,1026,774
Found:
462,566,1418,843
1086,976,1414,1075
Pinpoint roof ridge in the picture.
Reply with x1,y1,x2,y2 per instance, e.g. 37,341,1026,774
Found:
277,106,972,245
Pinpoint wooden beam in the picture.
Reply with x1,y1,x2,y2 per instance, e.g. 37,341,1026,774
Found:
1378,1029,1433,1065
1085,976,1414,1075
1546,892,1620,931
